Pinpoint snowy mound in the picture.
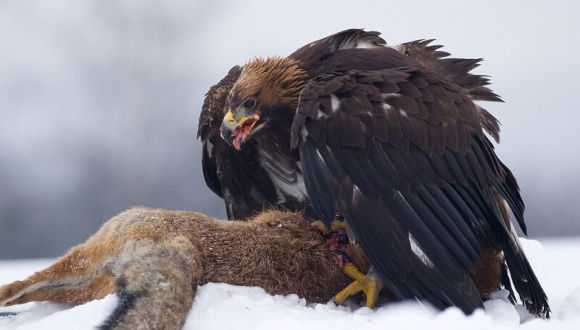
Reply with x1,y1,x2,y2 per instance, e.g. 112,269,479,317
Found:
1,238,579,330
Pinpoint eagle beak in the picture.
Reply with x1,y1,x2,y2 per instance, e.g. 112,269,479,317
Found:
220,110,260,151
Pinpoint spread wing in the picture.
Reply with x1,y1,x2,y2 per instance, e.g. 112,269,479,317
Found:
198,66,279,219
290,67,549,315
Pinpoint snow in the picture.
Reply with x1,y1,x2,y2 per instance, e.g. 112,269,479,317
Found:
1,238,580,330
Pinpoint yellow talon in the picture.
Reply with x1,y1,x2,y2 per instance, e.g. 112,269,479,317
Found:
312,219,378,307
311,220,331,235
335,263,381,308
331,220,347,232
311,220,347,235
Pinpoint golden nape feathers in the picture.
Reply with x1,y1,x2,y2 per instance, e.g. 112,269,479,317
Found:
229,57,309,109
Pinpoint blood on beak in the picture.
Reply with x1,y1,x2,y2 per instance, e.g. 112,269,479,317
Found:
220,110,260,151
232,114,260,150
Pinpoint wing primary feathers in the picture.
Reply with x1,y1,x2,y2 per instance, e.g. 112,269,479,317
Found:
502,239,551,317
500,261,517,304
404,193,477,268
417,184,480,258
349,192,483,313
497,165,526,233
301,140,337,223
201,142,222,198
331,147,378,195
443,151,468,185
472,136,526,233
382,144,420,186
465,150,488,187
367,140,402,189
454,152,480,187
388,191,465,275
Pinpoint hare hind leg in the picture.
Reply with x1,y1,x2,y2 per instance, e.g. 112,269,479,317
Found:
2,272,116,306
0,245,117,307
100,236,201,330
0,207,171,307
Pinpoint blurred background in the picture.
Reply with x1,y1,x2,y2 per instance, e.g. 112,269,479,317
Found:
0,0,578,259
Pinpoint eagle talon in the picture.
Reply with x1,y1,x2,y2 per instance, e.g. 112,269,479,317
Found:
335,263,382,308
330,220,346,232
311,220,347,236
311,220,331,236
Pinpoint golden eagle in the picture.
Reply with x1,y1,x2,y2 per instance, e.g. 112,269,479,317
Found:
197,29,550,317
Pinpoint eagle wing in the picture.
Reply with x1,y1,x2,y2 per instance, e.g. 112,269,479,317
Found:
198,66,241,198
198,65,279,219
397,39,503,142
289,29,386,73
290,67,549,315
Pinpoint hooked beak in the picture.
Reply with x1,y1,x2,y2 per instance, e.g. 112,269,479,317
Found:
220,109,260,151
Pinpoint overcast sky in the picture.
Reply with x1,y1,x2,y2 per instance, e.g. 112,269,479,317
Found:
0,0,578,259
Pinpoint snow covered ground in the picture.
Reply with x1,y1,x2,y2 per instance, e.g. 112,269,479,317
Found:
0,238,579,330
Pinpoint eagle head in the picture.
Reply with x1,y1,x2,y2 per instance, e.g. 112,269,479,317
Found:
220,57,308,150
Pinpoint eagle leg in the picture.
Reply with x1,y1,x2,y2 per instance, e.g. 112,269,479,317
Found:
311,220,382,308
334,264,383,308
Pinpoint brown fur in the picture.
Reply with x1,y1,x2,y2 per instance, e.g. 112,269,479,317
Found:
0,208,365,328
229,57,309,110
469,243,502,298
102,237,198,330
0,208,503,328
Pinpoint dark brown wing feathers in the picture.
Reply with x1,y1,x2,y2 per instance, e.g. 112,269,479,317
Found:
293,67,480,154
289,29,386,73
198,66,242,199
198,66,242,141
398,39,502,142
291,62,549,316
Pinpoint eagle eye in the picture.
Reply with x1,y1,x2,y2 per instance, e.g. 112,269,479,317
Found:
243,98,256,108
